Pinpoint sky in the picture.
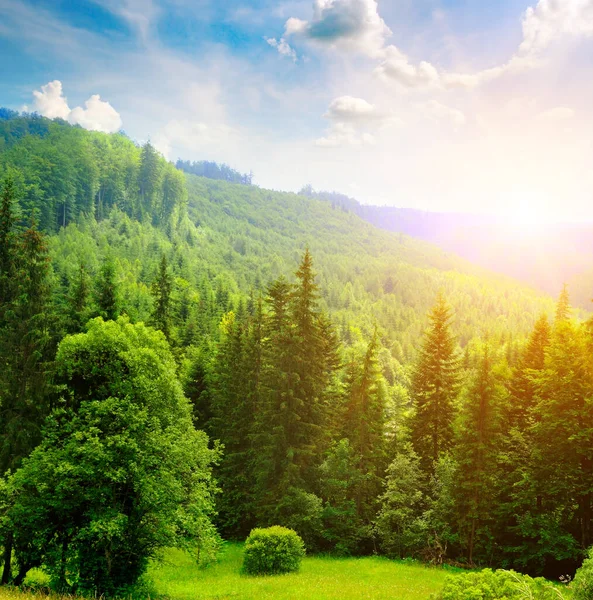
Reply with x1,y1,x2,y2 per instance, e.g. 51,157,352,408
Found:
1,0,593,222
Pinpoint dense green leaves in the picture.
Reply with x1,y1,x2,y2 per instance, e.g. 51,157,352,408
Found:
242,527,305,576
1,318,219,595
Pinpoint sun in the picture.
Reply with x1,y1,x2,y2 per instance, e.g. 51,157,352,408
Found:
504,192,556,233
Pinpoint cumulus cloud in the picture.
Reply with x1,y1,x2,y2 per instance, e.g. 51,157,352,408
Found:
315,121,376,147
25,80,122,133
519,0,593,57
284,0,593,90
284,0,391,58
265,36,297,61
27,80,71,119
316,95,402,147
422,100,466,127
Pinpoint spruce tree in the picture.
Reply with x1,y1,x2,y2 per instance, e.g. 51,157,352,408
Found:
453,345,504,564
94,257,119,321
150,254,173,339
532,315,593,559
555,284,571,323
67,263,91,333
410,293,461,475
342,330,387,522
0,217,52,584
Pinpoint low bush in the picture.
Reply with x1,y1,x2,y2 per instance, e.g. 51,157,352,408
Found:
572,547,593,600
242,526,305,576
431,568,567,599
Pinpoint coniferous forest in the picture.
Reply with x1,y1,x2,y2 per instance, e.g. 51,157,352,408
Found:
1,113,593,598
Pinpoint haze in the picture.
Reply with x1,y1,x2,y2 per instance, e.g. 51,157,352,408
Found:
2,0,593,222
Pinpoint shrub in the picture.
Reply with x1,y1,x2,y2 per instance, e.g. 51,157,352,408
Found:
431,569,567,600
572,547,593,600
242,526,305,576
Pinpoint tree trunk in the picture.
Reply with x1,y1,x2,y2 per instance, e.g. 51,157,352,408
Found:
1,532,13,585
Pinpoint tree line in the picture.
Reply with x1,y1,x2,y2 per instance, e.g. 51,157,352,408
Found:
176,160,253,186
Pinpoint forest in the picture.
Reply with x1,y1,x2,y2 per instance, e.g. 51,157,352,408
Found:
0,113,592,598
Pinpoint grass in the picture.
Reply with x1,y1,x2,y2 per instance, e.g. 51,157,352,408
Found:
7,543,450,600
147,543,450,600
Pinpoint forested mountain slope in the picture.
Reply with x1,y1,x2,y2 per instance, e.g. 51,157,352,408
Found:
303,188,593,309
183,176,558,357
0,112,561,361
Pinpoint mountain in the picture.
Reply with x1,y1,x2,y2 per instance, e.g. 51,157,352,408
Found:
303,189,593,309
0,112,560,363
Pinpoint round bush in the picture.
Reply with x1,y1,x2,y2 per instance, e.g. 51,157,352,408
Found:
242,526,305,575
572,547,593,600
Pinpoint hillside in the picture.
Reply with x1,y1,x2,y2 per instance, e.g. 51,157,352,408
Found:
303,189,593,309
0,112,561,362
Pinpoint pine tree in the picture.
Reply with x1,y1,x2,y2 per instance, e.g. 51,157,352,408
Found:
94,257,119,321
555,284,571,323
252,252,341,534
0,217,52,584
150,254,173,339
342,329,387,522
532,316,593,559
507,313,550,429
410,293,461,475
67,263,90,333
453,345,504,564
0,174,18,314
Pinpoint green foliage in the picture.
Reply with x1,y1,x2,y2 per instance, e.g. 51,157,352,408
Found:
1,318,220,596
572,547,593,600
432,569,567,600
242,527,305,576
411,293,461,475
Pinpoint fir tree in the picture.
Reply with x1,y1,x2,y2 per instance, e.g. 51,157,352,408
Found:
67,263,91,333
0,217,52,584
342,329,387,522
453,345,504,564
410,293,461,475
150,254,173,339
555,284,571,323
94,257,119,321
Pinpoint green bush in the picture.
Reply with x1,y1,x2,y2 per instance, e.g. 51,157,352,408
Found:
242,526,305,576
572,547,593,600
431,569,567,599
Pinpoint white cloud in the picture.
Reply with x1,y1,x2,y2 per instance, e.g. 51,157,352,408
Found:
519,0,593,57
315,121,376,147
324,95,378,121
316,95,402,147
284,0,391,58
283,0,593,90
26,80,71,119
90,0,160,42
153,119,240,160
375,46,440,88
422,100,466,127
25,80,122,133
265,36,298,61
536,106,576,120
69,95,123,132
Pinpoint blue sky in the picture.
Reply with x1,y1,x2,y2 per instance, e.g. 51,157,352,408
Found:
1,0,593,221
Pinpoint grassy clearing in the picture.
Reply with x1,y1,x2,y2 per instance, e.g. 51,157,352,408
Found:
148,543,450,600
7,543,450,600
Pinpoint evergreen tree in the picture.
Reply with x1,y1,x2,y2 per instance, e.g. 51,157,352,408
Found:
0,217,52,584
150,254,173,339
531,316,593,562
94,257,119,321
555,284,571,323
342,330,387,523
66,262,90,333
453,345,505,564
410,293,461,475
